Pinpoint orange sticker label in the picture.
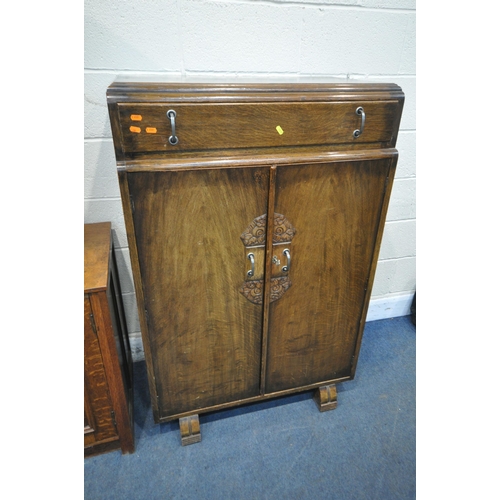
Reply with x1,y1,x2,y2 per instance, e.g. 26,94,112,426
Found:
146,127,157,134
130,114,142,121
129,126,141,133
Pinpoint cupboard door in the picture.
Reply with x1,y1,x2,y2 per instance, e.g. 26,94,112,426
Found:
265,158,393,393
127,167,269,418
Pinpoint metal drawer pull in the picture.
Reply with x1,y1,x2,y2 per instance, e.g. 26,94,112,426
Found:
247,253,255,277
282,249,291,273
167,109,178,145
353,106,365,138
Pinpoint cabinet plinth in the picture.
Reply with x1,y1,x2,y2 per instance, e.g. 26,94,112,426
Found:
107,81,404,445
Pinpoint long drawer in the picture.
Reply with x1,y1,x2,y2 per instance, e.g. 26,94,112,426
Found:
115,100,400,154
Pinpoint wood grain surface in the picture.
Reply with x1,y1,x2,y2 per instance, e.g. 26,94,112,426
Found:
117,101,398,154
107,81,404,162
84,295,118,447
109,81,405,426
265,158,391,392
127,167,270,418
84,223,135,455
84,222,111,292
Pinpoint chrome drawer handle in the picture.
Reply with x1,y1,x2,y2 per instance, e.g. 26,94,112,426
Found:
282,249,291,273
167,109,178,145
247,253,255,277
353,106,365,138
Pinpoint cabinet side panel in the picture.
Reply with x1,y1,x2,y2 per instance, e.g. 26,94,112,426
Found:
118,169,161,421
84,295,118,447
128,167,269,418
266,159,391,392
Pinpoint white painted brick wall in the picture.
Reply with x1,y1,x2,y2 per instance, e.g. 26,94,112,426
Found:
84,0,416,357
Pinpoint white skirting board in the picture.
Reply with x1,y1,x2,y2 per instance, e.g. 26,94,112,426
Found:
129,336,146,363
366,292,415,322
128,292,416,362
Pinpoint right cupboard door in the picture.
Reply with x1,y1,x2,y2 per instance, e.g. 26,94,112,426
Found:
265,157,394,393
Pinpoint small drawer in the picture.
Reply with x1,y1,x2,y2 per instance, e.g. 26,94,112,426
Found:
117,100,399,154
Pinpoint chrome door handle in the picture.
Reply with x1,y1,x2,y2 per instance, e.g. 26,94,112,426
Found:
353,106,365,138
167,109,178,145
282,249,291,273
247,253,255,277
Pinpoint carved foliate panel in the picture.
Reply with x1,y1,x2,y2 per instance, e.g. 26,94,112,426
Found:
239,279,264,305
240,213,296,246
272,213,297,244
240,214,267,247
239,213,296,305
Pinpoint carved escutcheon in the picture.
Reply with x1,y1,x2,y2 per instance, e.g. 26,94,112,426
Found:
239,213,296,305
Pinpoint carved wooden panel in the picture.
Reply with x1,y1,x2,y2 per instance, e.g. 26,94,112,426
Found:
239,213,296,304
240,213,296,246
239,279,264,304
240,213,267,246
272,213,297,244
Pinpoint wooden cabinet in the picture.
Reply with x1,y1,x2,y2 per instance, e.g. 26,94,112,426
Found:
107,80,404,445
84,222,134,456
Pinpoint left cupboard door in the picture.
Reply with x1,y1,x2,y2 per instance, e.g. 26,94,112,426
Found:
126,167,270,419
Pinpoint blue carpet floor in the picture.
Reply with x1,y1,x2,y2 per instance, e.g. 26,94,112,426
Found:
84,315,416,500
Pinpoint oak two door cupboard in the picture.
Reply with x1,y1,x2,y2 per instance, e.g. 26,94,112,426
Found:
107,81,404,445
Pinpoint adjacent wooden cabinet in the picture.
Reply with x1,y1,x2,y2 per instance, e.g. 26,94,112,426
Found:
84,222,134,456
107,80,404,445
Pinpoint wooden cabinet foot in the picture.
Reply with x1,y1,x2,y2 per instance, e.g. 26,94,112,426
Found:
179,415,201,446
314,384,338,412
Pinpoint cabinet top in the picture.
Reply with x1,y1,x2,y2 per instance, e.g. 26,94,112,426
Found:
107,78,404,162
107,79,403,103
84,222,111,293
